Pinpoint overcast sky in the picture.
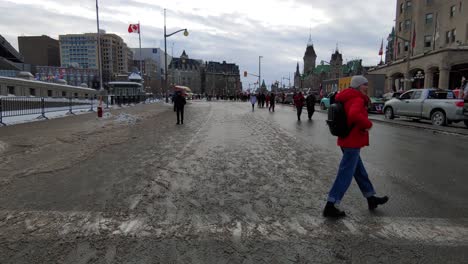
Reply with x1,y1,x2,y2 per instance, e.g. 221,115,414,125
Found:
1,0,396,88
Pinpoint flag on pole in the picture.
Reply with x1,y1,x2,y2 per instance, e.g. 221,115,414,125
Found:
411,23,416,56
378,39,384,56
128,24,140,33
433,12,439,50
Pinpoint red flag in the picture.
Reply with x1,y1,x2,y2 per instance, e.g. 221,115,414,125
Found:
378,39,384,56
128,24,140,33
411,24,416,49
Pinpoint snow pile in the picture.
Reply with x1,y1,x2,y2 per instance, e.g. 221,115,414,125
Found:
114,113,140,125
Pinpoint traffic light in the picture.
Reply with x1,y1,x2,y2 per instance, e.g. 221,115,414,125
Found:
243,71,247,77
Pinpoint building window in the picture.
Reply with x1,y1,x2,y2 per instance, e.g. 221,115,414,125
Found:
405,19,411,30
7,86,15,95
406,1,412,10
74,93,78,98
47,90,52,97
446,31,452,44
424,35,432,47
451,5,456,17
404,41,409,51
425,13,433,24
399,21,403,32
426,0,433,4
29,88,36,96
400,3,404,14
452,29,456,42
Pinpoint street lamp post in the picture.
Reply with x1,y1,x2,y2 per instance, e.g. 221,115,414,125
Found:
164,9,189,103
259,56,263,91
282,76,291,89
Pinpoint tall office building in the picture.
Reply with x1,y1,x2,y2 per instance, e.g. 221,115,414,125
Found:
59,32,133,83
18,35,60,66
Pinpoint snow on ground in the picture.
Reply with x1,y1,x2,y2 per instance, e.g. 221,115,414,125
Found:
114,113,140,125
0,141,6,154
1,100,163,127
1,109,92,126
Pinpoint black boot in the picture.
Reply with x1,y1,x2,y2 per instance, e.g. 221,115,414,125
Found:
367,196,389,211
323,202,346,218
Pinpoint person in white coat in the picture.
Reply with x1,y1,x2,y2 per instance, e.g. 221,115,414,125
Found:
250,94,257,112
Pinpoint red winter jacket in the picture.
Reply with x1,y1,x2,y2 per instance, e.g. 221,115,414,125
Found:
293,94,305,107
335,88,373,148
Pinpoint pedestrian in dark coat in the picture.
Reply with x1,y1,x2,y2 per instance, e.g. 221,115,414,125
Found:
323,76,388,218
269,93,276,112
174,91,186,125
306,93,316,120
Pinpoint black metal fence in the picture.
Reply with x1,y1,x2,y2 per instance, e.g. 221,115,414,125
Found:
0,95,147,126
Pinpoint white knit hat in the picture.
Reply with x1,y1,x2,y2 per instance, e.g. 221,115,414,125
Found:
350,75,368,89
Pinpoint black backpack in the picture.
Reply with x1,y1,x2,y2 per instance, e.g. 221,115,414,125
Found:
326,93,353,137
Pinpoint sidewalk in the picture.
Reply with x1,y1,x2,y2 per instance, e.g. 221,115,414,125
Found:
309,104,468,136
367,113,468,136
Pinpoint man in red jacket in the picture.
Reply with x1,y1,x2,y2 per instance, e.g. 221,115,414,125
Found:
293,92,305,121
323,76,388,218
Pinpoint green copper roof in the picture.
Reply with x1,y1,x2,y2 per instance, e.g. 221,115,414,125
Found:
313,65,330,74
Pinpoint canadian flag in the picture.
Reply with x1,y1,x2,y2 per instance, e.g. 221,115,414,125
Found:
128,24,140,33
378,39,383,56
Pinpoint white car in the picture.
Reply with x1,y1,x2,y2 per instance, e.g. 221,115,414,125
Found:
383,88,468,127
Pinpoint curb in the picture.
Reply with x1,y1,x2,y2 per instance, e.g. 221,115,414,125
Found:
313,108,468,137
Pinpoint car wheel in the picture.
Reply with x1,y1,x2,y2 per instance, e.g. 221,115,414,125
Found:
431,110,447,126
320,103,326,110
464,120,468,128
384,107,394,119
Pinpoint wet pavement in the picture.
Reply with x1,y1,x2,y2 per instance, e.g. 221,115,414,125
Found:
0,101,467,263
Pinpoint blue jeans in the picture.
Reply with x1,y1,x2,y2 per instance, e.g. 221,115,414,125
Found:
327,148,376,204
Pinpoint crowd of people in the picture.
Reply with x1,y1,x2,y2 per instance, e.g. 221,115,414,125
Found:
249,91,317,121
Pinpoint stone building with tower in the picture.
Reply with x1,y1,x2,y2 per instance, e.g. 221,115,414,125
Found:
370,0,468,92
168,50,203,94
293,37,354,93
204,60,241,96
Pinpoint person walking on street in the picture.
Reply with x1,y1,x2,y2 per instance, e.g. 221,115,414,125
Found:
463,78,468,100
250,94,257,112
293,92,305,121
266,94,271,109
323,76,388,218
269,93,276,112
306,93,316,120
174,91,187,125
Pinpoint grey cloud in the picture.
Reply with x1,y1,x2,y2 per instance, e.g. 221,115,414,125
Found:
1,0,397,87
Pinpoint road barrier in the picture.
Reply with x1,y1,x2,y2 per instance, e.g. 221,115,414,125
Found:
0,95,147,126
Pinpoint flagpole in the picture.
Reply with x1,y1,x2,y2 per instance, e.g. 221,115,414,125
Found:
432,12,438,51
379,38,383,64
138,21,142,77
96,0,103,91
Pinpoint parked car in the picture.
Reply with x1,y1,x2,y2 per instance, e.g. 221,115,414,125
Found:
283,93,294,104
368,97,385,114
320,92,335,110
383,88,468,127
382,91,402,101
